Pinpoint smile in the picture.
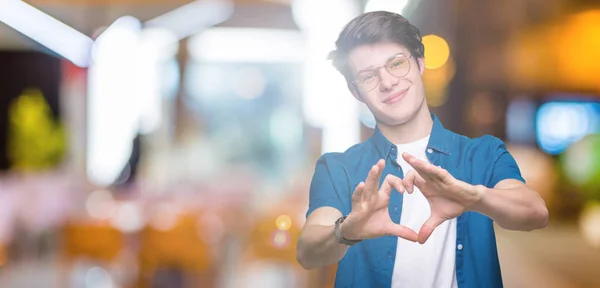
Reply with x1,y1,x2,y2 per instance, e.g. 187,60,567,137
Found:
383,88,409,104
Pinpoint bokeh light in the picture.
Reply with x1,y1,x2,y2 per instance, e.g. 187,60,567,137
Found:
423,57,455,107
110,202,144,233
507,145,558,208
270,230,290,249
468,91,501,126
422,35,450,70
580,201,600,249
85,190,117,220
536,102,600,155
275,215,292,231
557,10,600,91
84,266,114,288
149,202,180,231
506,98,537,144
561,134,600,196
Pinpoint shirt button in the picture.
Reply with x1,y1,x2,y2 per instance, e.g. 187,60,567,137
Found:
427,148,433,154
388,251,393,259
393,205,399,212
457,244,463,251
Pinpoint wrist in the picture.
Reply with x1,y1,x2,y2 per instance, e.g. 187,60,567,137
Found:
335,216,362,245
340,214,360,240
339,219,352,240
468,184,489,212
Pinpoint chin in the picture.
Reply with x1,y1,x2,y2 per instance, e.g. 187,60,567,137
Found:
375,112,413,127
374,103,423,127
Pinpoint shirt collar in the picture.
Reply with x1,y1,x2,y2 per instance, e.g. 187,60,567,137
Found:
369,112,452,159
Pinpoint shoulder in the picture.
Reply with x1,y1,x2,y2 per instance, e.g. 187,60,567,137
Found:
317,141,371,169
445,130,523,186
447,130,508,159
312,141,374,191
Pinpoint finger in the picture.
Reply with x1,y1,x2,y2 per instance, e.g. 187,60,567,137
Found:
375,158,386,170
402,152,432,173
389,175,406,195
402,153,432,180
402,170,416,194
402,153,443,182
419,162,446,181
364,159,385,199
414,165,448,185
387,224,418,242
362,165,379,201
380,175,404,197
417,215,446,244
401,152,418,165
433,166,451,182
379,175,392,197
351,182,365,209
403,170,427,193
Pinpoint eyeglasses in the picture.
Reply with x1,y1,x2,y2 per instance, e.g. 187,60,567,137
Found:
352,54,412,92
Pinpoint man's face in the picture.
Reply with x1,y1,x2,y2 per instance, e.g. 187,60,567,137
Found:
348,42,426,127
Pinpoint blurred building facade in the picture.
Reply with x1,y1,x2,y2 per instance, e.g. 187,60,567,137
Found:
0,0,599,287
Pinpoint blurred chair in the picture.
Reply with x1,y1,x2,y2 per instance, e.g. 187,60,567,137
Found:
137,212,215,288
60,220,125,287
0,244,6,268
237,204,310,288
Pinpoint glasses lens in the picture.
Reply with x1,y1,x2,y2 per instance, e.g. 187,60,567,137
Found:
356,71,379,91
387,55,410,78
354,54,411,92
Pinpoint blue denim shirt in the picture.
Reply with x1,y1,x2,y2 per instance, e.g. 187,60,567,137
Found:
306,113,525,288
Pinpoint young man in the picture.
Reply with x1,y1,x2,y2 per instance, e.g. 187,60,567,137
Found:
296,11,548,288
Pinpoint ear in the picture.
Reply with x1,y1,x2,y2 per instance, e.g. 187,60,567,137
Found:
418,57,425,75
348,82,365,103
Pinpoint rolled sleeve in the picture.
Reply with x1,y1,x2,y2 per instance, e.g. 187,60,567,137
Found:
487,136,526,188
306,154,345,218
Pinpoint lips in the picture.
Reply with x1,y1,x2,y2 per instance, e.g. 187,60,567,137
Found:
382,87,409,104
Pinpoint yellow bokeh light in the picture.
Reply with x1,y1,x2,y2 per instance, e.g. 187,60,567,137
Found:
556,9,600,91
423,57,455,107
422,34,450,70
271,230,290,249
276,215,292,231
580,201,600,249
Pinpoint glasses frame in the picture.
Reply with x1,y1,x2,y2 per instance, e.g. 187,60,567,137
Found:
351,53,413,92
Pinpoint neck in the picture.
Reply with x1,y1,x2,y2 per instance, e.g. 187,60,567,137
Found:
376,105,433,144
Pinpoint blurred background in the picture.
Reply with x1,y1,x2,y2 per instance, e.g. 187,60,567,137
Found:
0,0,599,287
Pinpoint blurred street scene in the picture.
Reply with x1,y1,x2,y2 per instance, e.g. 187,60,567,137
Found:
0,0,599,287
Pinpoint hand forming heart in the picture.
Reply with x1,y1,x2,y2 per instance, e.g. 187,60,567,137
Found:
341,154,483,244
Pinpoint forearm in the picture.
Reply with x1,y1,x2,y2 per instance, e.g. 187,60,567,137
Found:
297,224,349,270
470,185,549,231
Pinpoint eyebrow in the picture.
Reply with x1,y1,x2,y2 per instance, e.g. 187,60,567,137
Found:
356,53,406,74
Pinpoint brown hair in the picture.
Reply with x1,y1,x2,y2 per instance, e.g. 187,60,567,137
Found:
328,11,425,85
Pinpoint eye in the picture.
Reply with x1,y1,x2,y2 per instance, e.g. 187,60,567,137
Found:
390,59,405,68
359,74,376,82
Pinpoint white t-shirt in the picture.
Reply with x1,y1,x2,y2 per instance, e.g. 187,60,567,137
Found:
391,135,458,288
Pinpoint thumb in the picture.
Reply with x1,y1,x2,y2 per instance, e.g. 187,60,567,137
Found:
417,215,445,244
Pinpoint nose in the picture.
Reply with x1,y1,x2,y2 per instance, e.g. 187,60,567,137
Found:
378,67,399,91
